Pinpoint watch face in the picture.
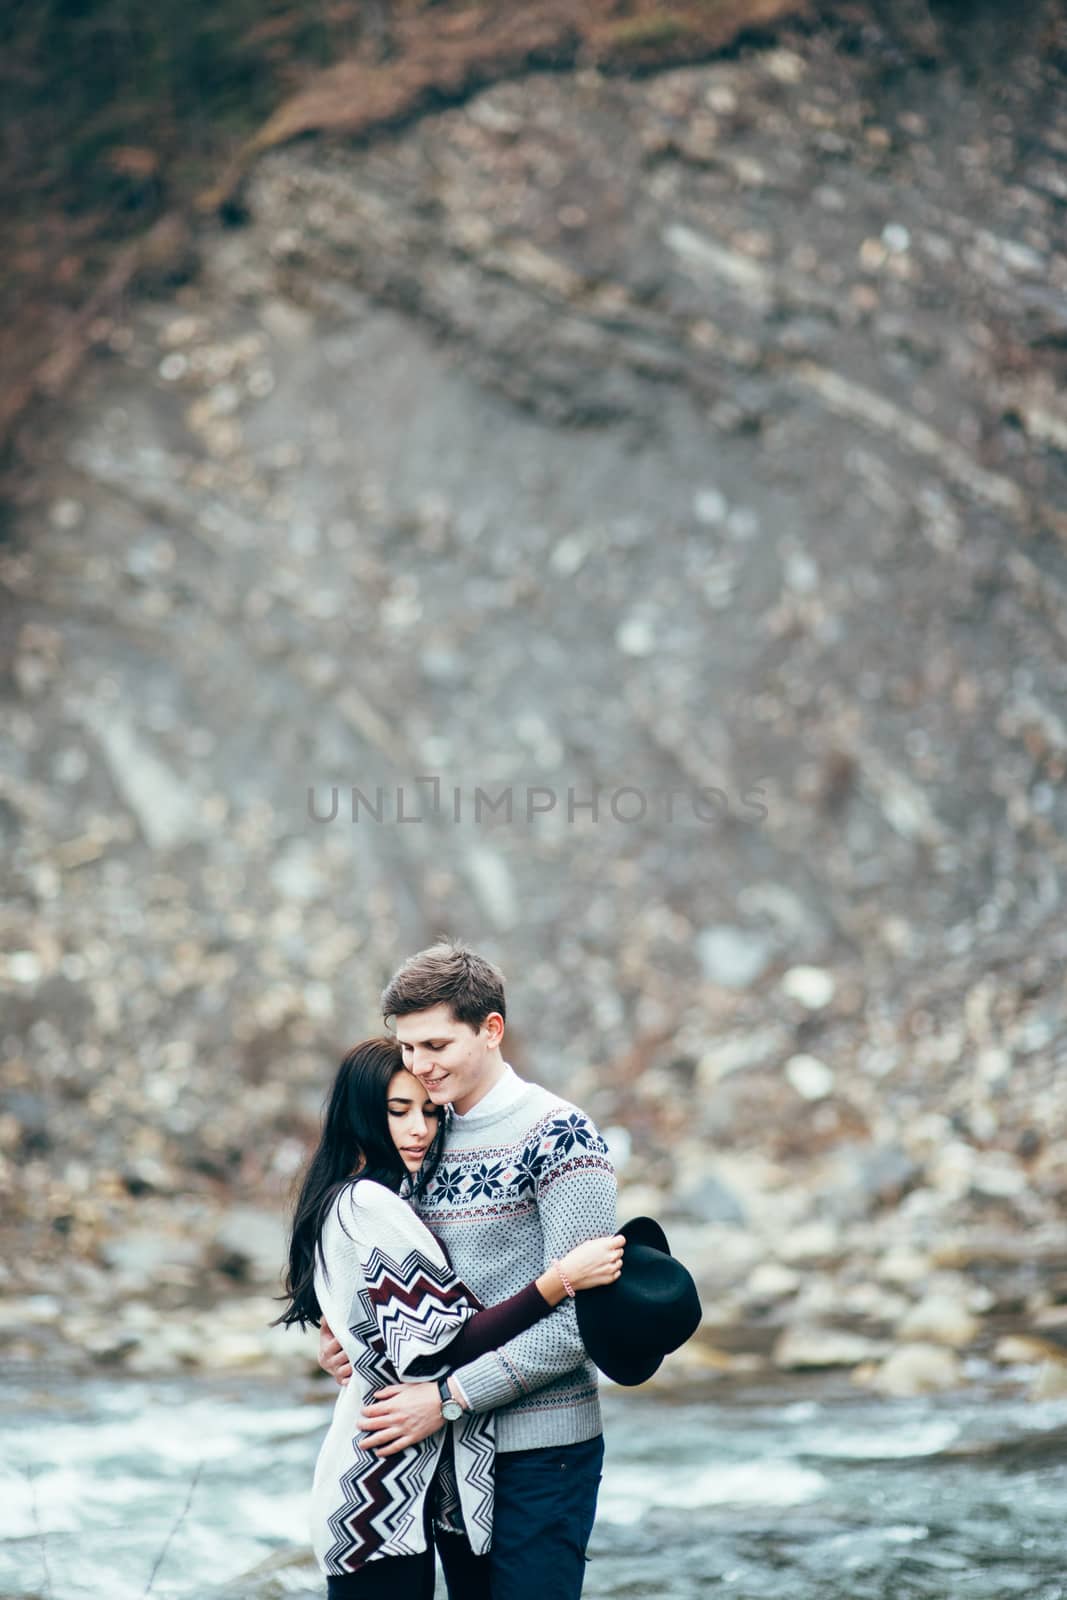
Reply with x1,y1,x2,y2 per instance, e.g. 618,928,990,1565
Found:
442,1399,462,1420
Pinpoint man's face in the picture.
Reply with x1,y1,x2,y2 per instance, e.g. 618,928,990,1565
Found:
392,1002,503,1115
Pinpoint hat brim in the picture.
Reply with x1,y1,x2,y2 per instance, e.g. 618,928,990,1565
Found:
619,1215,671,1255
593,1348,665,1387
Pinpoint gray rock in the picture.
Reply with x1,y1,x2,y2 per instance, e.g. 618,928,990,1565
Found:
100,1229,203,1288
697,1025,790,1086
696,926,775,989
214,1546,321,1599
77,705,203,852
211,1208,287,1285
784,1053,834,1100
773,1326,887,1369
896,1294,980,1349
779,965,836,1010
827,1144,924,1220
674,1174,748,1227
868,1343,963,1397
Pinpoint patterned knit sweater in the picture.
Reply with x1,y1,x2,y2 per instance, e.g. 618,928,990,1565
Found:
413,1079,618,1452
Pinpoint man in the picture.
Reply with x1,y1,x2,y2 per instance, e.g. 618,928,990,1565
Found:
319,940,617,1599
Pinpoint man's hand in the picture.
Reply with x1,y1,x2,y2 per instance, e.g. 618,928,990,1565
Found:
359,1381,444,1457
318,1319,353,1387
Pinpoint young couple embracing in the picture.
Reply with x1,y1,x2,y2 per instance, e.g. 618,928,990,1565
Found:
278,940,699,1599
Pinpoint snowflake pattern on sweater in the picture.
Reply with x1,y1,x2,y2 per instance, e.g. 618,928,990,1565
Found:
422,1112,610,1210
414,1085,618,1452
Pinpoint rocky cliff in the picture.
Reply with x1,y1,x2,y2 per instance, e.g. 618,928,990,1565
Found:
2,8,1066,1387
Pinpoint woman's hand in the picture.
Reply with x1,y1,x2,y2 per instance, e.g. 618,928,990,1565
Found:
319,1318,353,1386
560,1233,626,1291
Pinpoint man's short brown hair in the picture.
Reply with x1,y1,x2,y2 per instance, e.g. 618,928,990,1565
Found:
381,940,506,1032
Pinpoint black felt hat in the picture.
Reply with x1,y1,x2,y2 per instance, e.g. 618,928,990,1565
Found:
575,1216,703,1386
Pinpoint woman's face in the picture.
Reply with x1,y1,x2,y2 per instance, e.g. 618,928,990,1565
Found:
386,1068,442,1173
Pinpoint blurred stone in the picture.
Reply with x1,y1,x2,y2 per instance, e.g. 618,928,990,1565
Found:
674,1173,748,1226
825,1145,924,1221
78,705,204,851
877,1247,934,1286
897,1294,980,1348
993,1335,1047,1365
745,1261,802,1302
784,1053,834,1100
780,966,836,1009
100,1229,202,1290
270,842,327,903
853,1146,922,1210
696,926,775,989
773,1326,887,1369
778,1221,841,1263
615,615,657,657
867,1343,963,1397
696,1026,789,1086
602,1125,632,1170
211,1208,287,1285
1030,1361,1067,1400
216,1545,321,1598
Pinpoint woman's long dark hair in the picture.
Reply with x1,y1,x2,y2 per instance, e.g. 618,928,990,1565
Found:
274,1036,446,1329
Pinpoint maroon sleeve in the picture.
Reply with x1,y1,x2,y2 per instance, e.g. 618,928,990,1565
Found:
405,1281,554,1376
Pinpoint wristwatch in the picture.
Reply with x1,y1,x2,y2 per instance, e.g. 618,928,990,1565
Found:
438,1377,463,1422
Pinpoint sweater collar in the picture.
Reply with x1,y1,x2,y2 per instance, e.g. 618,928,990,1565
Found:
449,1062,526,1125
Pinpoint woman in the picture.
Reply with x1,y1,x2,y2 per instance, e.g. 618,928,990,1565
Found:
277,1037,624,1598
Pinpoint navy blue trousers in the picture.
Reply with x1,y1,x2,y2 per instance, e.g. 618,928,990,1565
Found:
437,1434,605,1600
326,1548,434,1599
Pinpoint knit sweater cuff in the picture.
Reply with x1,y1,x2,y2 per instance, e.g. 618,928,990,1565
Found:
450,1349,526,1414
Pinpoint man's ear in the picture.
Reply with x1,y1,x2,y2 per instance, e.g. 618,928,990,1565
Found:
482,1011,505,1048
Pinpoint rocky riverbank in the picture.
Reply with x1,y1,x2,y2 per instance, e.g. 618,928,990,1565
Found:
2,11,1066,1400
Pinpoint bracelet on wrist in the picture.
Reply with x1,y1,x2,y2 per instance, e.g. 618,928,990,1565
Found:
553,1258,576,1299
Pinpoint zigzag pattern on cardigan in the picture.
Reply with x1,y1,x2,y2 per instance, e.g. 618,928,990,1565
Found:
320,1239,495,1573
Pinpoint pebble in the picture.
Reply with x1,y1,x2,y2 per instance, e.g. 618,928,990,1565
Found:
697,926,775,989
774,1326,887,1369
49,498,85,530
867,1343,963,1397
896,1294,980,1349
615,615,657,657
780,966,836,1009
6,951,43,984
1030,1362,1067,1400
993,1335,1047,1365
746,1261,802,1300
693,488,728,526
785,1053,835,1100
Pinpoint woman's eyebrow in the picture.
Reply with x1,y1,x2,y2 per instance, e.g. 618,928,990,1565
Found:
386,1096,415,1107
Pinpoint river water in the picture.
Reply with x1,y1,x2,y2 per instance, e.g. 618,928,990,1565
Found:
2,1369,1066,1600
